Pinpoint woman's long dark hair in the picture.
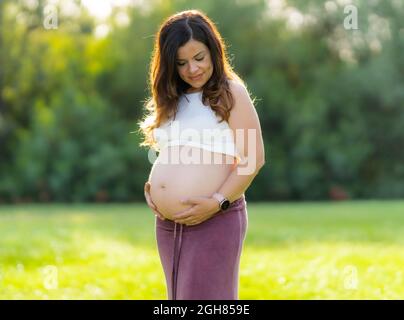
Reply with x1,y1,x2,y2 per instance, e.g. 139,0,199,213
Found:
138,9,244,149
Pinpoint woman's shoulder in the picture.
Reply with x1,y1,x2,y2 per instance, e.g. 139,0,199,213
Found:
227,78,250,103
227,78,245,91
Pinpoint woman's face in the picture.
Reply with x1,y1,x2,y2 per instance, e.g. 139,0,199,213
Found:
176,39,213,92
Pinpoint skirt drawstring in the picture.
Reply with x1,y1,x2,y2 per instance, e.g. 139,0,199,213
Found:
171,222,184,300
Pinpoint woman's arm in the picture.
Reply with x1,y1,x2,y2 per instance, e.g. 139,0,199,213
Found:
214,80,266,203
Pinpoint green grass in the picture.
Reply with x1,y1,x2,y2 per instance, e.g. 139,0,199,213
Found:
0,200,403,299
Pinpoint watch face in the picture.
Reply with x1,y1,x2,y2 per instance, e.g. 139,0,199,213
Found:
221,200,230,210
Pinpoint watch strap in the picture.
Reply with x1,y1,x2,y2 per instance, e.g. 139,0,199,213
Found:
212,192,229,209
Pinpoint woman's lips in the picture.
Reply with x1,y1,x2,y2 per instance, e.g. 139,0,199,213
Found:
189,73,203,81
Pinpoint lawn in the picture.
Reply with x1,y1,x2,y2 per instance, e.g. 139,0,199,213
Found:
0,200,403,299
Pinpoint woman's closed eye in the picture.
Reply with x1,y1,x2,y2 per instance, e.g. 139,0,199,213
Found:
177,57,204,66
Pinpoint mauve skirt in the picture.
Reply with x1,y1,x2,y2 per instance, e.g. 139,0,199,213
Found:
155,195,248,300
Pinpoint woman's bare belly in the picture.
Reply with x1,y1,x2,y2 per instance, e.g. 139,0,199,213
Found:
148,145,236,220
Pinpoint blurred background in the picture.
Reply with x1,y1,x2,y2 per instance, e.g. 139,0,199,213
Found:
1,0,404,300
1,0,404,203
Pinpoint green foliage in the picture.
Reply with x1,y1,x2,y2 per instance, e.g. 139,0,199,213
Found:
3,88,148,202
1,0,403,202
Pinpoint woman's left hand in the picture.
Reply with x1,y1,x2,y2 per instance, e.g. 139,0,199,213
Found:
173,196,220,226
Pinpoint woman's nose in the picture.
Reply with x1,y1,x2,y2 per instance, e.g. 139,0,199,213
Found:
188,62,199,73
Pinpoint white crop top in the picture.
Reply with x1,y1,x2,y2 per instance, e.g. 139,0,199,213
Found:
153,91,241,162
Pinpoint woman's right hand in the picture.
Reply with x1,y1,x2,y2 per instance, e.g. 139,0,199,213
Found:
144,181,165,220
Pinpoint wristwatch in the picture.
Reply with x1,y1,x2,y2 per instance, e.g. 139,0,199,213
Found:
212,192,231,211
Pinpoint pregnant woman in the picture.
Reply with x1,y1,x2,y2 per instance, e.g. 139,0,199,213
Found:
138,10,265,300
